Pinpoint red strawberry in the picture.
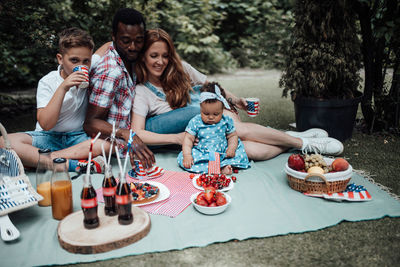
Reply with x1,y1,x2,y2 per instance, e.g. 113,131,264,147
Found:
216,194,227,206
196,192,206,203
208,202,217,207
196,178,202,186
204,191,214,204
197,199,208,206
204,187,216,204
189,173,195,179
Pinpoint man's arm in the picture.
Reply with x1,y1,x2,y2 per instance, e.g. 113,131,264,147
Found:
84,104,155,168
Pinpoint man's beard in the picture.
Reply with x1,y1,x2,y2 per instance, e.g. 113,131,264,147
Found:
115,45,138,64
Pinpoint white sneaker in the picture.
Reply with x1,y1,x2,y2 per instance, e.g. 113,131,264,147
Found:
286,128,328,138
301,137,344,156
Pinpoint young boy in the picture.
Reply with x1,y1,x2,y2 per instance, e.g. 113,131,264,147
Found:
2,27,104,173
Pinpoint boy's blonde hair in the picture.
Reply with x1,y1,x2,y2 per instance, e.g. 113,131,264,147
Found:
58,27,94,55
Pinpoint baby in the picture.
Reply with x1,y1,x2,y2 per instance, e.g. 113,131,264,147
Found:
177,82,250,174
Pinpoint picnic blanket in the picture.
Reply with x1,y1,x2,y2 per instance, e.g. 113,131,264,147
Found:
96,170,199,217
2,152,400,267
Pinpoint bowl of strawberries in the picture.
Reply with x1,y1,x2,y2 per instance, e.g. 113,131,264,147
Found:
190,186,231,215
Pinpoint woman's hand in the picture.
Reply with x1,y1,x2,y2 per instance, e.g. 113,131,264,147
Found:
233,97,248,111
183,154,194,168
224,90,247,111
176,132,186,145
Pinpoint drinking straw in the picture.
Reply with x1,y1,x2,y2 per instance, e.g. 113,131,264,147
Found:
115,145,123,177
107,121,116,167
92,132,101,144
101,142,108,170
85,132,101,179
122,130,134,176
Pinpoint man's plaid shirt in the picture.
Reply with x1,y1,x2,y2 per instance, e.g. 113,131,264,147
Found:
89,43,136,129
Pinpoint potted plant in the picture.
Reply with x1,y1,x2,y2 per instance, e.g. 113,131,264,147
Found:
279,0,363,141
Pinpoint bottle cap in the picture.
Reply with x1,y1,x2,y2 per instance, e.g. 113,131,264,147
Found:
38,148,51,154
53,158,66,164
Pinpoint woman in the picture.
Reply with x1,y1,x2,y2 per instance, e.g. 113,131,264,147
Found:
130,28,343,160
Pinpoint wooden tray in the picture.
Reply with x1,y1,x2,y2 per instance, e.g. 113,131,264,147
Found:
57,204,151,254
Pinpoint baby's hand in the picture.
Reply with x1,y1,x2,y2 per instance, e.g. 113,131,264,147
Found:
61,71,86,91
225,147,236,158
183,154,194,169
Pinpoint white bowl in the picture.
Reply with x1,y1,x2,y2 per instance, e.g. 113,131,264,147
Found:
190,191,231,215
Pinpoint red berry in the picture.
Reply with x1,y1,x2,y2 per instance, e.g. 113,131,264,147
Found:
231,176,237,182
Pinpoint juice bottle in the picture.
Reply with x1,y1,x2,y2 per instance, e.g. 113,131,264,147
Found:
102,165,117,216
115,172,133,225
36,148,52,206
51,158,73,220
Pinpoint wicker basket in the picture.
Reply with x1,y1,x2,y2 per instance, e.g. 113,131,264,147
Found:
0,123,43,216
284,157,352,194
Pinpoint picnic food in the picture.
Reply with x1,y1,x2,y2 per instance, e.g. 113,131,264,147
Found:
130,182,160,204
332,158,349,171
196,173,231,190
288,154,305,171
304,154,331,173
287,153,350,175
195,187,227,207
307,166,325,175
285,156,353,194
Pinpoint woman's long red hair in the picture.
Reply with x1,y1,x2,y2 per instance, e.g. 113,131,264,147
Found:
135,28,192,109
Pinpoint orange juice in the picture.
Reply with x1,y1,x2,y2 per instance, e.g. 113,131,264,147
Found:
51,180,73,220
37,181,51,206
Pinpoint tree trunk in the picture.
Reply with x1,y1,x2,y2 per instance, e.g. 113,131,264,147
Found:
356,2,375,129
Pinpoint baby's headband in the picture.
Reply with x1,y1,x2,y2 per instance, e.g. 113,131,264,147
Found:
200,85,231,110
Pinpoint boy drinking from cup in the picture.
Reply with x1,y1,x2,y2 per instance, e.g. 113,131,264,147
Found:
2,28,104,173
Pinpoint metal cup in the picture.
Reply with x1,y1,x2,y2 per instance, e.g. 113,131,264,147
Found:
73,65,89,89
245,97,260,117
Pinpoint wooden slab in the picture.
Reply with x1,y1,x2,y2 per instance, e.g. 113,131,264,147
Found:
57,204,151,254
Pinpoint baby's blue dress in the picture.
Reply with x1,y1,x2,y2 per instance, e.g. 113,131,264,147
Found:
177,114,250,173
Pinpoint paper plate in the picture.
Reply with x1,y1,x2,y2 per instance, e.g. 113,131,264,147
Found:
134,181,171,207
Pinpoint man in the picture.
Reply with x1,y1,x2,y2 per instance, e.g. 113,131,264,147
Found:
84,8,155,168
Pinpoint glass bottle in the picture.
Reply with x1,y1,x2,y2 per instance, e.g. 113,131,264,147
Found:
81,173,99,229
51,158,73,220
36,149,52,207
115,172,133,225
102,165,117,216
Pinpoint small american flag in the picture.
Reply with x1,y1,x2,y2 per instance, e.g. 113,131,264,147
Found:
208,151,220,174
247,101,259,116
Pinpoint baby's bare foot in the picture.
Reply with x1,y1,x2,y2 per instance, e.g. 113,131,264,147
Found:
221,165,233,175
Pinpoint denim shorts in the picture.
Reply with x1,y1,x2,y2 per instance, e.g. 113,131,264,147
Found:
26,130,90,151
145,105,200,134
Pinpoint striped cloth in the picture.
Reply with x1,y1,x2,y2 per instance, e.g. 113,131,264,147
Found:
0,178,38,212
305,190,372,201
208,151,220,174
96,170,200,217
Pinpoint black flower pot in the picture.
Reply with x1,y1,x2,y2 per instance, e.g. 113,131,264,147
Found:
294,92,362,141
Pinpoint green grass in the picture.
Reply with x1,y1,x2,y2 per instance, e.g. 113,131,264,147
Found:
2,69,399,266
